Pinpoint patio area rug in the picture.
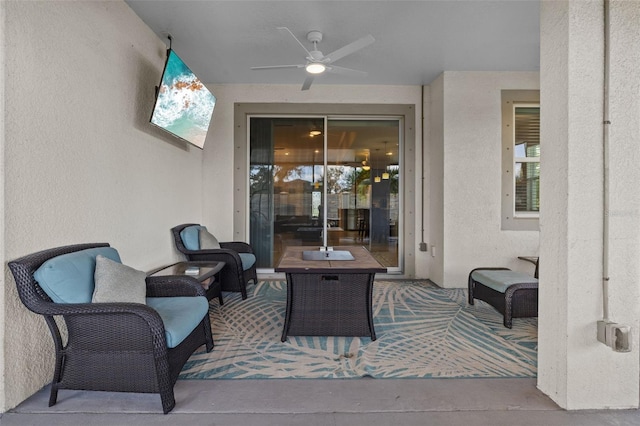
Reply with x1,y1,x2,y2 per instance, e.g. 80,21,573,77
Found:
179,280,537,379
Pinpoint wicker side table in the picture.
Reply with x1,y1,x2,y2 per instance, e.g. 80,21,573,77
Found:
148,261,225,304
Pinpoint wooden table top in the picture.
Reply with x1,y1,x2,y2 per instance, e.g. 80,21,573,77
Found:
275,246,387,274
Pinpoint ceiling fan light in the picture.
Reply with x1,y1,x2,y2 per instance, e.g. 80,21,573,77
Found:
306,63,326,74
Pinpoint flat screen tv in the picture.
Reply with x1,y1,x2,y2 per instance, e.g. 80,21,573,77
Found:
150,49,216,149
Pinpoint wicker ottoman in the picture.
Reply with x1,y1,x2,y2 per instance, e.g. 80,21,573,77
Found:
468,267,538,328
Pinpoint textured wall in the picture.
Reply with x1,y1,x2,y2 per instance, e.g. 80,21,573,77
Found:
3,2,204,410
538,0,640,409
0,0,6,409
428,74,445,285
437,72,540,287
204,73,539,288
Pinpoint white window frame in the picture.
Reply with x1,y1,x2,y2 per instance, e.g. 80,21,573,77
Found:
512,102,540,219
501,90,540,231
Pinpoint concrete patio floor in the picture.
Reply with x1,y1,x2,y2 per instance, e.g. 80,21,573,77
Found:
2,377,639,426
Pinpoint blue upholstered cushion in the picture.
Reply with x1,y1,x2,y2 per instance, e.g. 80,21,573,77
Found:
181,225,254,271
34,247,121,304
146,296,209,348
180,225,204,250
239,253,256,270
471,270,538,294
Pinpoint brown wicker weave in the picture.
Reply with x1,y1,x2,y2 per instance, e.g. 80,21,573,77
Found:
171,224,257,299
468,265,539,328
283,272,376,341
7,243,214,414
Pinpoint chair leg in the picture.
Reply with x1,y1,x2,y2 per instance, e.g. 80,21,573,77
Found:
159,388,176,414
504,287,514,329
240,282,247,300
45,316,64,407
48,350,65,406
504,316,513,329
202,317,214,353
48,383,59,407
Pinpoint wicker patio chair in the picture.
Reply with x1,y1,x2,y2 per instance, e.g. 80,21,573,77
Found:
171,223,257,299
8,243,213,414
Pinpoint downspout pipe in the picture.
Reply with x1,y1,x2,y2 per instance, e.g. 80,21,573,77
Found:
602,0,611,321
420,85,426,249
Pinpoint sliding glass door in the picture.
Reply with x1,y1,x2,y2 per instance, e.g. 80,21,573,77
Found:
249,116,401,272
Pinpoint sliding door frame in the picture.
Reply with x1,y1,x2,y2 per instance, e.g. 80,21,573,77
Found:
234,103,416,277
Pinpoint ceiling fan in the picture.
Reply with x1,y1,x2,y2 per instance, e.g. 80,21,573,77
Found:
251,27,375,91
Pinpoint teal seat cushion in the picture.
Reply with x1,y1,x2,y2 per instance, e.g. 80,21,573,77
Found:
146,296,209,348
180,225,204,250
239,253,256,270
34,247,121,304
471,270,538,294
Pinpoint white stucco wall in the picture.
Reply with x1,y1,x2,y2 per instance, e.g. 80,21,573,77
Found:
538,0,640,409
428,75,445,285
3,2,204,410
431,71,540,288
203,74,540,288
0,0,6,408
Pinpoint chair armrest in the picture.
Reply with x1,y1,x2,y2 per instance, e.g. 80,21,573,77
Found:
220,241,254,254
146,275,206,298
43,302,170,350
184,248,243,266
34,300,163,326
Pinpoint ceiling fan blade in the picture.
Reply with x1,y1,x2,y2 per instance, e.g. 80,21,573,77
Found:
327,65,368,78
324,34,375,64
251,64,305,70
301,75,314,91
277,27,313,57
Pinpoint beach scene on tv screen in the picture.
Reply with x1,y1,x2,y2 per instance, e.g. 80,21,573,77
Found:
151,50,216,148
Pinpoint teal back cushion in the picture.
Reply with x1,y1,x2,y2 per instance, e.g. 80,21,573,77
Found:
239,253,256,270
34,247,121,304
180,225,204,250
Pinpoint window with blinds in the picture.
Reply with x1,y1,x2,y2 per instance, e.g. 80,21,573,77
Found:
513,105,540,215
501,90,540,231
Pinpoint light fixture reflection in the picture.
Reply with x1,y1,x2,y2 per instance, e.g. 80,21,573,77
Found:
309,130,322,137
382,172,390,180
362,154,371,171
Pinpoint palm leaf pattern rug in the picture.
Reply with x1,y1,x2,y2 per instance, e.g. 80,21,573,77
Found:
180,280,537,379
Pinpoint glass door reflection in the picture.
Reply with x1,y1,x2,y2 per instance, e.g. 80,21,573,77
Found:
325,119,400,270
249,116,401,271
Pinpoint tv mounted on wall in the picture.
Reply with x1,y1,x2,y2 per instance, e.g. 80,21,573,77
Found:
150,49,216,149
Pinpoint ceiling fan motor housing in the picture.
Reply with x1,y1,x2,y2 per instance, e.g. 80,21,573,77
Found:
307,30,323,43
308,50,324,61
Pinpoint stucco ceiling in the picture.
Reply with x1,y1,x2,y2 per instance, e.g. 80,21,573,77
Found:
125,0,540,88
